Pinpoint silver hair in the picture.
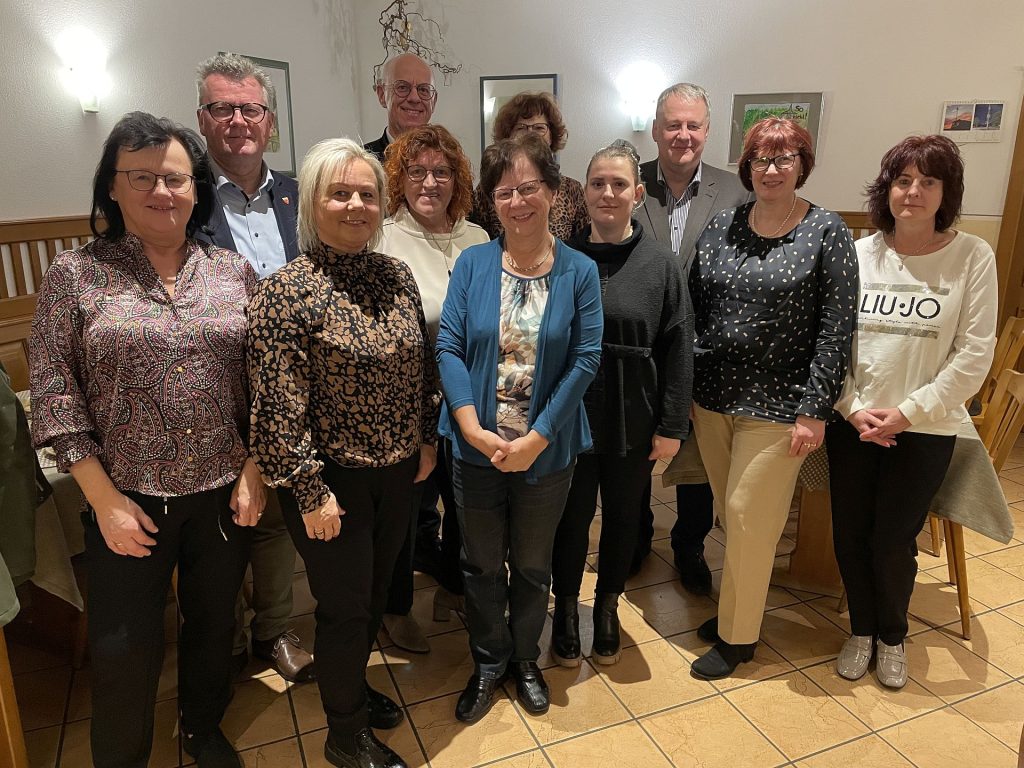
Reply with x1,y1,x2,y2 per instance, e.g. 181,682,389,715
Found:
196,53,277,113
296,138,388,253
375,52,433,87
654,83,711,124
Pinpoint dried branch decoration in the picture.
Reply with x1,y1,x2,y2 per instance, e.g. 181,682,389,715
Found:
372,0,462,87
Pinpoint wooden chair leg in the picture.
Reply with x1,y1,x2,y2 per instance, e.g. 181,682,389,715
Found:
947,522,972,640
943,520,958,586
926,516,943,557
0,628,30,768
837,588,848,614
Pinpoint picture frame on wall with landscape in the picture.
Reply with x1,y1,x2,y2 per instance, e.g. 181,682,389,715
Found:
231,53,297,176
729,92,824,164
480,74,559,156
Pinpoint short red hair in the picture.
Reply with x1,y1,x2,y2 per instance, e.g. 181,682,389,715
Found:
737,118,815,191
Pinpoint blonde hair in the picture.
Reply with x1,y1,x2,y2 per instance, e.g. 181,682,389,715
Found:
296,138,388,253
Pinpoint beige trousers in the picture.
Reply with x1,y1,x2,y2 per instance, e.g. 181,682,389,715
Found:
693,405,805,645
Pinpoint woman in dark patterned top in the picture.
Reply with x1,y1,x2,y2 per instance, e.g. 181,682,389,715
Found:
29,112,263,768
688,118,858,680
247,138,438,768
471,92,589,241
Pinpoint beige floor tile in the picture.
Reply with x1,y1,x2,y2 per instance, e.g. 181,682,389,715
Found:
952,681,1024,750
412,569,439,591
623,580,718,636
594,639,715,716
23,724,60,768
651,482,675,504
651,501,679,539
13,665,71,731
925,558,1024,609
759,603,848,669
802,661,943,729
517,662,629,745
981,543,1024,580
880,707,1017,768
482,748,550,767
407,690,535,768
940,609,1024,677
909,570,988,629
290,651,396,734
962,529,1018,557
238,736,302,767
905,629,1011,703
725,671,869,759
546,720,672,767
620,549,679,591
665,629,795,692
301,719,428,768
794,734,915,767
59,699,181,768
998,476,1024,505
221,677,296,750
998,599,1024,628
642,695,787,768
384,628,474,704
568,562,599,599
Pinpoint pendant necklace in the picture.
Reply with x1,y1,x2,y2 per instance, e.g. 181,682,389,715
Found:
426,226,456,275
890,233,939,270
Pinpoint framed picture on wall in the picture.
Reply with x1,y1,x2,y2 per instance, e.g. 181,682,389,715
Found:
728,92,824,164
940,100,1004,142
479,74,559,156
227,53,297,176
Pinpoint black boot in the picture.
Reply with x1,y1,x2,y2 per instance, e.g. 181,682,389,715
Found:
455,670,505,724
592,592,621,665
324,727,407,768
690,640,757,680
551,595,581,667
366,683,404,729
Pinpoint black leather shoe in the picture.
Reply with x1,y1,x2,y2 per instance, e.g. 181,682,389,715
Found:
366,683,404,729
253,630,316,683
591,592,621,665
182,727,241,768
675,551,713,596
551,595,581,667
690,640,757,680
324,727,407,768
511,661,549,715
696,616,720,644
455,672,504,724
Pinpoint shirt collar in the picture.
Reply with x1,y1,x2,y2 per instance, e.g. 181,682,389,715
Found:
656,161,702,196
209,158,274,195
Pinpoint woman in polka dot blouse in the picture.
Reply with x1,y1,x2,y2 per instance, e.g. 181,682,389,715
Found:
687,118,858,680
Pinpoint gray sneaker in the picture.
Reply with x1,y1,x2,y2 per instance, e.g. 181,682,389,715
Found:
875,640,908,688
836,634,873,680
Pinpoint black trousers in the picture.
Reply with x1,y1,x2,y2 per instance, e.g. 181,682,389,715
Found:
636,478,715,560
85,485,251,768
280,455,417,749
827,420,955,645
552,450,655,596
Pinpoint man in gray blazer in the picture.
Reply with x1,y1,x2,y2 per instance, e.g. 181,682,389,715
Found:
635,83,752,595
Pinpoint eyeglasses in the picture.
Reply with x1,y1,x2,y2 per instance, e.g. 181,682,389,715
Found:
406,164,453,183
749,153,798,172
200,101,270,124
511,122,550,136
493,179,544,202
115,169,195,193
390,80,437,100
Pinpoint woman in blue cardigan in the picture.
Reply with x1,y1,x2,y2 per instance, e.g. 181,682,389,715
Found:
437,135,602,724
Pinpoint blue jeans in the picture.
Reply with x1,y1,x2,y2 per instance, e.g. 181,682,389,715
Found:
454,459,575,675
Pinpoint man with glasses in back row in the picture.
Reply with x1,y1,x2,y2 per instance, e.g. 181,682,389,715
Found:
193,53,312,686
364,52,438,161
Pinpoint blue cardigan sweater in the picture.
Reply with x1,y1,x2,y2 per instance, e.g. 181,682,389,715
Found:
436,238,603,481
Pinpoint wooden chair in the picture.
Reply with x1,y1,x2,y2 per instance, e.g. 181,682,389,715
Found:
942,369,1024,639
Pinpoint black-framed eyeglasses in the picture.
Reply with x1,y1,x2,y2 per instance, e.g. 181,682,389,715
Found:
512,122,550,136
406,164,453,183
115,169,195,193
390,80,437,100
493,179,544,202
749,153,798,172
200,101,270,124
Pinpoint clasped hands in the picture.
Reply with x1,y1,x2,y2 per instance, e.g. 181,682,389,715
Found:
468,426,547,473
848,407,910,447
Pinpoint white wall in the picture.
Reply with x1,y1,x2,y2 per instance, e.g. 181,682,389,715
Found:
350,0,1024,217
0,0,361,220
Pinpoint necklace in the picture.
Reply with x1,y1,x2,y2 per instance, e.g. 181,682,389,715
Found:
889,232,942,270
504,237,552,273
752,196,798,238
425,226,456,275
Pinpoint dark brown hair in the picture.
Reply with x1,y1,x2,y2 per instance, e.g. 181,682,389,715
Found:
479,135,562,201
491,92,568,151
383,124,473,221
866,135,964,233
737,117,815,191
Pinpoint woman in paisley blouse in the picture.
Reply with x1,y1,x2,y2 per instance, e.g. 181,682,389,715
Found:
687,118,858,680
248,138,438,768
437,134,602,724
30,111,264,768
472,91,589,241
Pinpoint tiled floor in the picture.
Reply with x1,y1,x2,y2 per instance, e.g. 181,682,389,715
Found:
13,446,1024,767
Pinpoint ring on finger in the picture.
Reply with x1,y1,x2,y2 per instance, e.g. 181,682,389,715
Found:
115,542,125,549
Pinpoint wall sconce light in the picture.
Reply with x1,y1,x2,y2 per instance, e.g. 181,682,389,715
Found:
616,62,666,133
57,29,109,114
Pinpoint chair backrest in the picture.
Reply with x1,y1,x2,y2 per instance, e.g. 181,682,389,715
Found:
975,316,1024,411
977,368,1024,472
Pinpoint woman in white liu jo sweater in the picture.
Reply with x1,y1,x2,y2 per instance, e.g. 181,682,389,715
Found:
827,135,996,690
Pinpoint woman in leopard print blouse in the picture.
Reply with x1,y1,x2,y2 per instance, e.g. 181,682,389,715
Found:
248,138,439,768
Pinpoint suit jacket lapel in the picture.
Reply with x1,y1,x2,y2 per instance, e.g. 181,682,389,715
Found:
678,179,717,272
640,161,671,248
207,187,238,253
